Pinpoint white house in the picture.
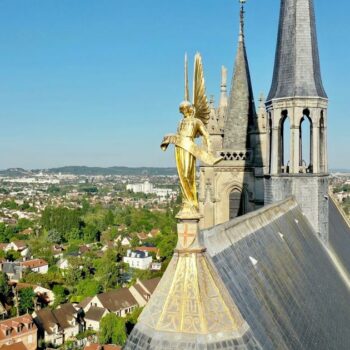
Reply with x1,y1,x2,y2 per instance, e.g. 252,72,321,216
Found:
151,262,162,271
34,303,80,346
20,259,48,274
57,258,69,270
84,307,108,332
16,283,55,306
115,235,131,247
123,250,152,270
88,288,138,318
129,278,161,307
4,241,29,257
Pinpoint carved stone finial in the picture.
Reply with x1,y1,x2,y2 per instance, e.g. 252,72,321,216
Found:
239,0,246,42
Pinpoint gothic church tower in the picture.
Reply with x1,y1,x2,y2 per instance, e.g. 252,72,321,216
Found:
265,0,329,242
199,3,266,229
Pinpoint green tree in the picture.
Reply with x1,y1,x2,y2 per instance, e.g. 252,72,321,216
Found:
83,224,100,243
157,233,177,260
0,225,16,243
16,218,33,231
52,285,67,307
0,223,6,242
66,228,81,241
0,272,11,304
99,313,127,346
28,237,54,265
65,257,83,288
22,270,64,289
125,307,143,335
47,185,61,194
115,240,126,262
0,200,18,209
130,236,140,248
104,210,114,226
6,249,21,262
47,229,63,244
41,206,82,241
19,288,35,314
94,249,119,291
75,279,102,299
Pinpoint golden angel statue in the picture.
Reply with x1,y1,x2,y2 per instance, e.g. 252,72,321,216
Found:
161,53,222,218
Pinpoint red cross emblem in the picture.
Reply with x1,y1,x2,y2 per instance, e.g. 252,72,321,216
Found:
178,223,197,249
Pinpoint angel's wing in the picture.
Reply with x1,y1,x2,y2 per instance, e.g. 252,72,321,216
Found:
192,53,210,125
184,53,190,102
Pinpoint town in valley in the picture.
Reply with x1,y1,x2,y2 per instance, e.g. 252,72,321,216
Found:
0,167,180,350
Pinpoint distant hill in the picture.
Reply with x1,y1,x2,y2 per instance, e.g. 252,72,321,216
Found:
330,169,350,174
0,168,34,177
44,166,178,176
0,166,177,177
1,166,347,177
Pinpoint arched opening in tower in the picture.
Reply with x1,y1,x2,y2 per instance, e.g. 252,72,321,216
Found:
229,188,246,219
300,110,313,173
281,111,290,174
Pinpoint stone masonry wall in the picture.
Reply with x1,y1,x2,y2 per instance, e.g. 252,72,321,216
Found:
264,174,329,243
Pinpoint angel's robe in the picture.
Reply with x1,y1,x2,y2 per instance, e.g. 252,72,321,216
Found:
175,116,207,210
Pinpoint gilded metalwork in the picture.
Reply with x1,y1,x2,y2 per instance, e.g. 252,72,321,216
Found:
161,53,222,218
138,251,245,334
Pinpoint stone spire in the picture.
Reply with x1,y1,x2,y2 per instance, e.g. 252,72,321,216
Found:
219,66,228,110
223,0,256,150
267,0,327,101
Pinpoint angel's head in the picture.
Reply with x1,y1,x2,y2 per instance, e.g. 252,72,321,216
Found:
179,101,195,118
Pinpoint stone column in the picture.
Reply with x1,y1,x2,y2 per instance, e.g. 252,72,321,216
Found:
269,109,281,174
323,110,329,173
290,125,300,174
270,126,280,174
290,108,300,174
312,120,320,174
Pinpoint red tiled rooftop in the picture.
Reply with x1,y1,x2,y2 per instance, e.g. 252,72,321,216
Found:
0,315,36,341
20,259,48,269
84,344,121,350
0,341,28,350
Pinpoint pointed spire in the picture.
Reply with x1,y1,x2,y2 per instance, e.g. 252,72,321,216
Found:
239,0,246,42
267,0,327,100
219,66,228,109
223,0,256,150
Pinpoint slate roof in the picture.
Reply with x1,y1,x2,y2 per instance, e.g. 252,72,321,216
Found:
11,241,27,250
201,198,350,349
35,303,77,335
84,307,106,322
1,263,22,281
139,278,160,295
53,303,77,329
35,308,58,335
328,198,350,273
78,297,93,310
267,0,327,100
97,289,138,312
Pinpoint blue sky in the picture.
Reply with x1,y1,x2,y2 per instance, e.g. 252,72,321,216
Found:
0,0,348,169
